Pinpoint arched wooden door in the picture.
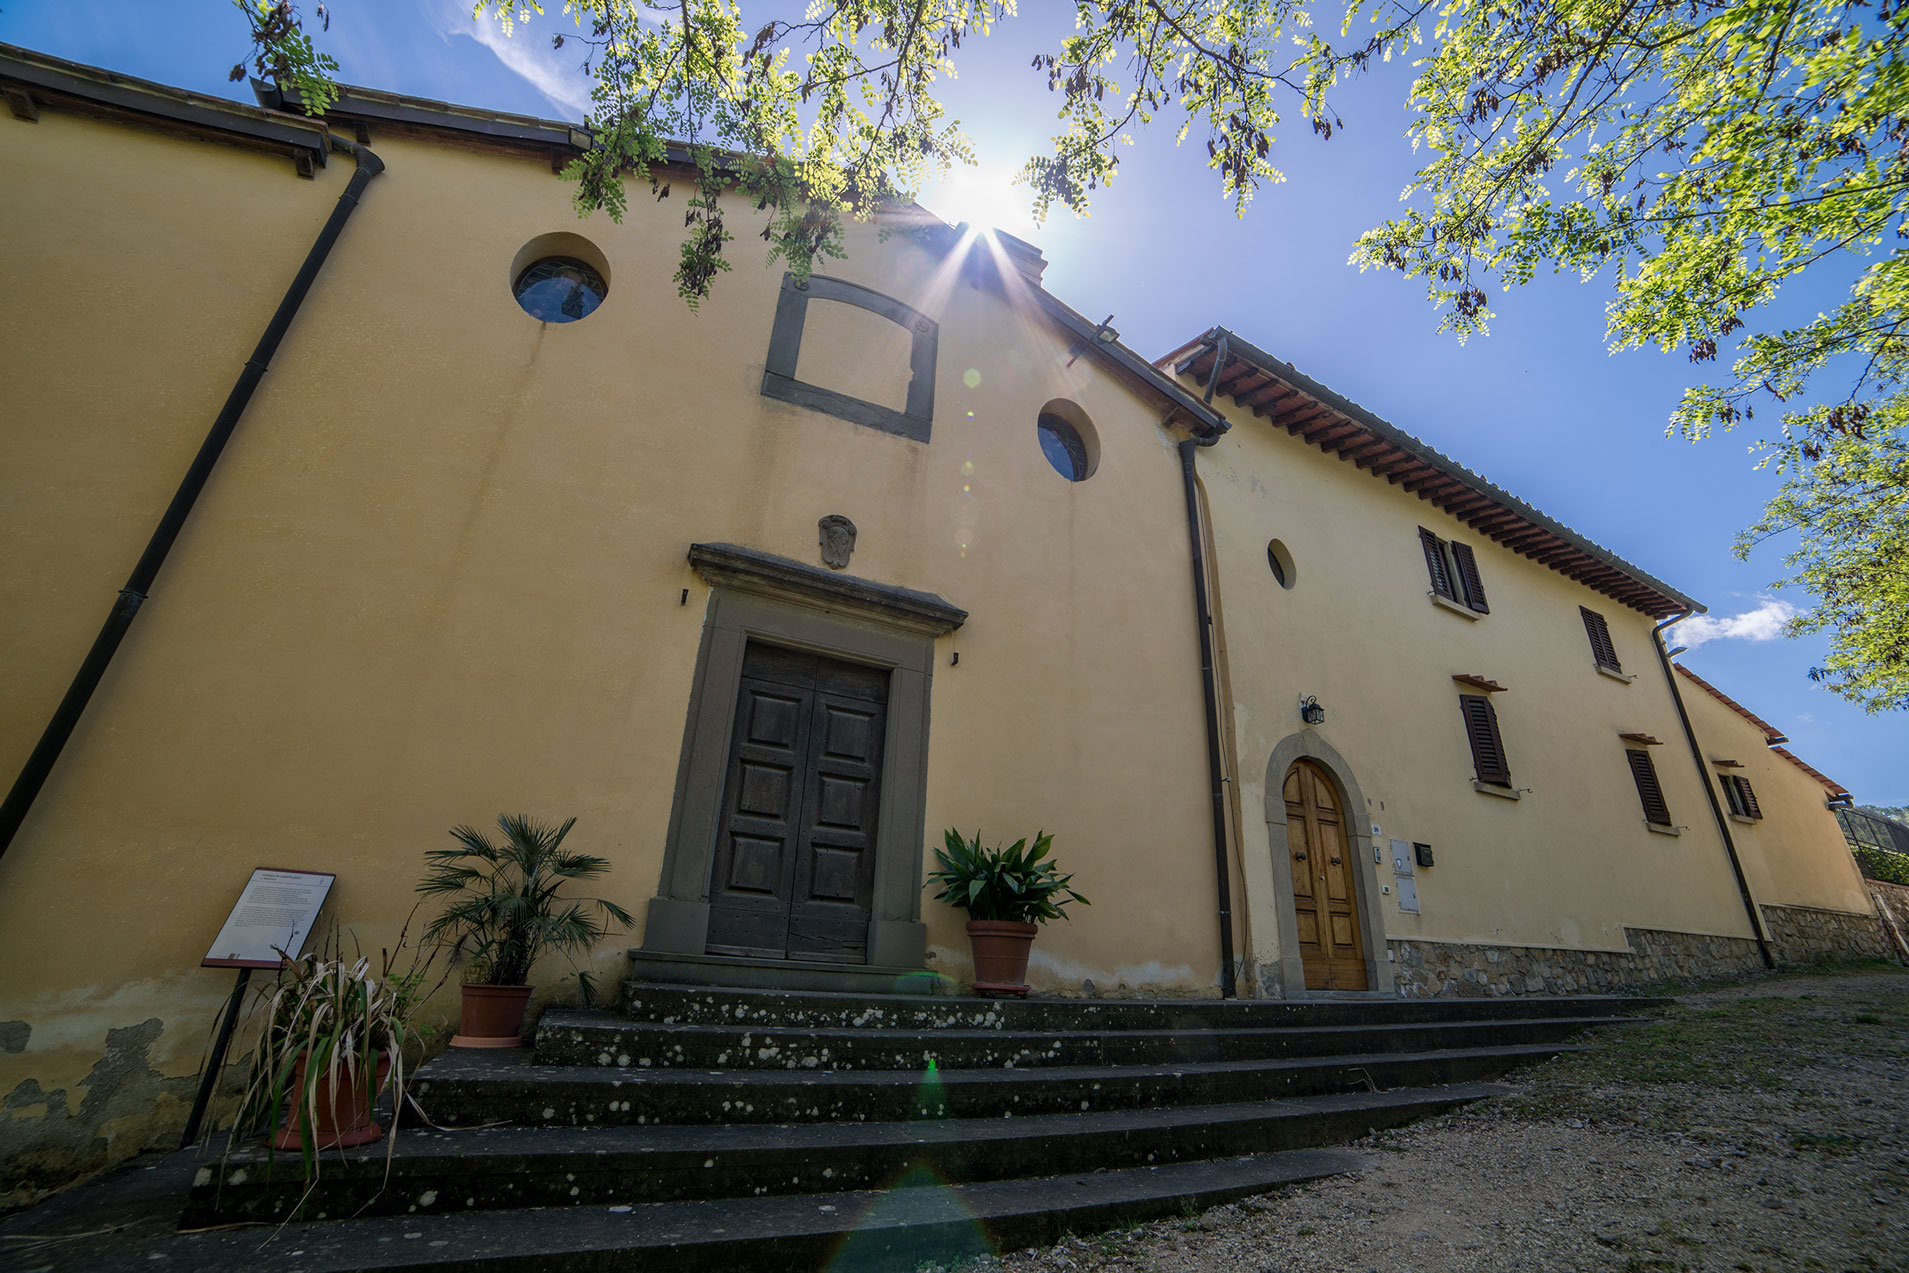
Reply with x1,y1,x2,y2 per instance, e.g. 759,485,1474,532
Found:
1282,759,1368,990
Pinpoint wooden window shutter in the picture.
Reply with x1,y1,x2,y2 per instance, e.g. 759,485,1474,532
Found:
1451,542,1490,613
1736,776,1762,820
1626,748,1672,825
1459,694,1511,785
1420,528,1456,599
1580,607,1621,672
1720,774,1745,817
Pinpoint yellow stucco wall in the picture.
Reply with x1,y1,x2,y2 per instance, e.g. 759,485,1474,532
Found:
0,110,1217,1199
1677,674,1874,915
5,66,1886,1205
1186,394,1764,985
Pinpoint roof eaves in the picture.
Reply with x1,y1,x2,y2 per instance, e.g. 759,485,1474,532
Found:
1033,292,1228,436
1770,745,1850,798
1,43,330,175
1163,326,1704,618
1674,664,1785,743
252,77,598,158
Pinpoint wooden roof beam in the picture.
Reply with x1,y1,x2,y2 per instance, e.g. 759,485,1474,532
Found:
1278,404,1335,432
1387,462,1439,485
1398,469,1450,493
1240,379,1292,409
1341,439,1395,464
1307,422,1365,448
1224,370,1272,400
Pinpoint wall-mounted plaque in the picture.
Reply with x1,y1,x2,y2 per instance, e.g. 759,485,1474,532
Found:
202,868,335,968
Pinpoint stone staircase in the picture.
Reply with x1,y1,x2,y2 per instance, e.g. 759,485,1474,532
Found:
181,982,1656,1271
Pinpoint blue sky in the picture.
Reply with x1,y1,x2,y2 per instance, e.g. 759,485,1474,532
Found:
4,1,1903,802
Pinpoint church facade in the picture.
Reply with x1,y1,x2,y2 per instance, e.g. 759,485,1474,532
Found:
0,45,1889,1203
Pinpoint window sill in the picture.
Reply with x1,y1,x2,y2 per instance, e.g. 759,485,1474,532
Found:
1596,665,1636,684
1645,821,1682,836
1729,813,1761,825
1473,780,1521,800
1429,592,1483,621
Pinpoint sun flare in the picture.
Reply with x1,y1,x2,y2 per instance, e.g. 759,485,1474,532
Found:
920,165,1036,237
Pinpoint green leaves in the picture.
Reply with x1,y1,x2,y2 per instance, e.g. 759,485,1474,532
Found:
232,0,339,116
417,814,634,1002
1739,423,1909,711
926,827,1090,924
1347,0,1909,708
223,919,442,1195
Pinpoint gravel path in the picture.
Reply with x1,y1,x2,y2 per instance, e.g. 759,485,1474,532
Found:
982,968,1909,1273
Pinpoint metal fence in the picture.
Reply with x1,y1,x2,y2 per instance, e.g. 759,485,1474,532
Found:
1838,807,1909,881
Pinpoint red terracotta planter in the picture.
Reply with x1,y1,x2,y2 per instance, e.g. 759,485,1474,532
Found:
269,1055,389,1151
966,920,1039,997
451,983,533,1048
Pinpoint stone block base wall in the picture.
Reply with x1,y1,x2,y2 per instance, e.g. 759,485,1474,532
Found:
1866,881,1909,962
1388,927,1766,998
1759,903,1893,966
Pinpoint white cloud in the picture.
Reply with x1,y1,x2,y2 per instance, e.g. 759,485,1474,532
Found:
1679,596,1798,648
433,2,594,117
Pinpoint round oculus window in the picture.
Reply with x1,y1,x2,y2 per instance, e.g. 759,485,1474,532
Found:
1037,411,1091,482
1267,539,1296,589
513,256,607,323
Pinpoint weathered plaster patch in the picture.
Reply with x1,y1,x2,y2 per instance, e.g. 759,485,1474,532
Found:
0,1018,198,1213
0,1021,27,1054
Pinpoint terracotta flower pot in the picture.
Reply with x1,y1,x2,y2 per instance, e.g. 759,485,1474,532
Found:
451,983,533,1048
270,1054,389,1151
966,919,1039,997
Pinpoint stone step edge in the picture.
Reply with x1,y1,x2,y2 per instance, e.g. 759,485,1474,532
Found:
206,1081,1507,1176
416,1041,1583,1092
166,1147,1369,1272
538,1008,1639,1045
619,980,1669,1014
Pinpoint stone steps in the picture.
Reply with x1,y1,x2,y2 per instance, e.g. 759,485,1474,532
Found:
534,1007,1635,1070
185,1081,1499,1224
617,980,1659,1031
170,1148,1363,1272
176,981,1658,1268
411,1040,1582,1127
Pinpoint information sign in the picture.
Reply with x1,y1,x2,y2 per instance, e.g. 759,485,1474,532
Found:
201,867,335,968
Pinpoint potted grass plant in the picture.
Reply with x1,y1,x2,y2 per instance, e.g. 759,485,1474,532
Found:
927,829,1089,997
227,921,437,1172
418,814,635,1047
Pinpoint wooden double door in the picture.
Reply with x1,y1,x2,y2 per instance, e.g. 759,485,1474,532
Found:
705,643,888,963
1282,759,1369,990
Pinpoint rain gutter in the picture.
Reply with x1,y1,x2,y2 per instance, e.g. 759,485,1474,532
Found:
1652,612,1775,969
0,134,385,861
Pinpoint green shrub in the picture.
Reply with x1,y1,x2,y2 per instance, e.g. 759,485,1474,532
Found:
1853,844,1909,885
927,829,1089,924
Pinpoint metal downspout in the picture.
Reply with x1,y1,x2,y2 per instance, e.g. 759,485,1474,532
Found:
1179,428,1236,998
1652,611,1776,969
0,136,384,862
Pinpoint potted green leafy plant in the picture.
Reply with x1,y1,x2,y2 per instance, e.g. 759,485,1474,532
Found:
927,829,1089,997
418,814,635,1047
227,922,437,1173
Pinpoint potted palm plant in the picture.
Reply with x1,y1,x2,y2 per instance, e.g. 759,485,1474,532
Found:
418,814,635,1047
927,829,1089,997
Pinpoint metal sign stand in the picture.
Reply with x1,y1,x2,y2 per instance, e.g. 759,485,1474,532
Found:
180,968,251,1147
179,866,334,1148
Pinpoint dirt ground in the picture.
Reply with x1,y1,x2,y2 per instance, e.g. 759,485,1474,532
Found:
985,967,1909,1273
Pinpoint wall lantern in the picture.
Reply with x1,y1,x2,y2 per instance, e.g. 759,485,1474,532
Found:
1299,695,1326,726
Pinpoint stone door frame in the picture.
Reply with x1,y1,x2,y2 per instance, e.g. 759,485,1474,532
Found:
641,543,966,972
1263,731,1394,996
